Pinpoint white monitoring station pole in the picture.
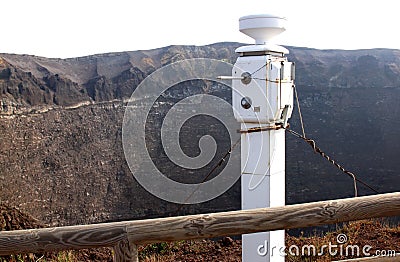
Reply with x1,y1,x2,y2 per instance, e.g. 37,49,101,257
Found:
231,14,295,261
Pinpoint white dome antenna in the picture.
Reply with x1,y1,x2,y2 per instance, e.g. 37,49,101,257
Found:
239,14,287,45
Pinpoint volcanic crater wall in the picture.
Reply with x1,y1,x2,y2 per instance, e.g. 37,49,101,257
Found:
1,43,400,226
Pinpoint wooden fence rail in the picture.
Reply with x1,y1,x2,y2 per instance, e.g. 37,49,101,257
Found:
0,192,399,261
335,254,400,261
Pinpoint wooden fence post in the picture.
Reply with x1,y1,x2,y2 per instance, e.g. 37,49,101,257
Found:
113,239,138,262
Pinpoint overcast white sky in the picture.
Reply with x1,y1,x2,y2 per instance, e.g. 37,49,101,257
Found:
2,0,399,58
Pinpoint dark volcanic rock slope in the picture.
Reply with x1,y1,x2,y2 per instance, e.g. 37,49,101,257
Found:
1,43,400,226
0,43,239,114
2,44,400,113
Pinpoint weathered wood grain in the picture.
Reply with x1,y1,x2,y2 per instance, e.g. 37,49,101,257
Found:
0,192,399,256
113,239,138,262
